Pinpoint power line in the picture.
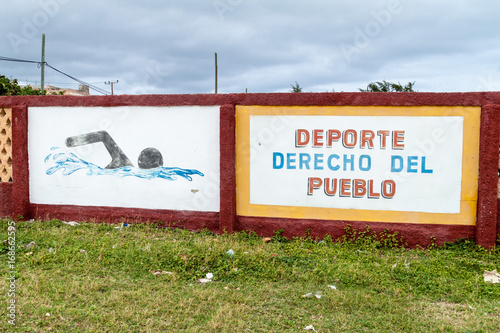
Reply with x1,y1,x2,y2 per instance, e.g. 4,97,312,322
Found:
0,56,39,64
45,63,108,95
0,55,109,95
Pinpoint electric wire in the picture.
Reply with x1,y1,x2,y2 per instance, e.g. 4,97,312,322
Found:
0,55,109,95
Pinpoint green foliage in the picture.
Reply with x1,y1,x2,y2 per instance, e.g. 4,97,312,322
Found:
339,225,406,249
359,80,416,92
290,81,302,92
0,74,43,95
1,219,499,332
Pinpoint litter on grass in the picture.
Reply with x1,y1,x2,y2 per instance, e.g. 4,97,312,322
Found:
199,272,214,284
151,270,174,276
328,285,337,290
304,325,316,331
114,223,129,229
483,270,500,284
62,221,80,226
226,249,235,256
303,291,322,299
24,241,36,249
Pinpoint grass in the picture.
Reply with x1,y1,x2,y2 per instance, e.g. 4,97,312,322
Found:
1,218,499,332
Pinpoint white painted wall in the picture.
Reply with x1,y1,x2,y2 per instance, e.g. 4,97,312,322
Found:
249,115,464,214
29,106,220,212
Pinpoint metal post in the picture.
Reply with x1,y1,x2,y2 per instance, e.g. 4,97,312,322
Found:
41,34,45,94
105,80,119,95
215,52,218,94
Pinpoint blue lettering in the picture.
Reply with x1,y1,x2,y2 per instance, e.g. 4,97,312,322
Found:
391,155,403,172
287,153,296,169
299,153,311,170
314,154,324,170
359,155,371,171
407,156,418,173
343,154,354,171
273,152,284,169
327,154,340,171
421,156,433,173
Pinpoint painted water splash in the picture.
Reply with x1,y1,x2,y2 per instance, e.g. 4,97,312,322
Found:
45,147,204,181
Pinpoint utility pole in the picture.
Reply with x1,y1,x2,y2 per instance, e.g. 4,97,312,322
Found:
41,34,45,94
215,52,218,94
105,80,119,95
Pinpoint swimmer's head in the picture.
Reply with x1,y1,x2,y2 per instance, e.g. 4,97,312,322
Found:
138,147,163,169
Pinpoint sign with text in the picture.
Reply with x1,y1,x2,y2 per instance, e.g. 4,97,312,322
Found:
236,106,480,225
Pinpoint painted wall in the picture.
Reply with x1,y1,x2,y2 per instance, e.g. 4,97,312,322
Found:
237,106,480,225
28,106,220,212
0,93,498,248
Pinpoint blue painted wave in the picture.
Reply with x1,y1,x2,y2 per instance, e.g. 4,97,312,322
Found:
45,148,204,181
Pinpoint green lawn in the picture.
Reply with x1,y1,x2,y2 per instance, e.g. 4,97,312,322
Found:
1,219,499,332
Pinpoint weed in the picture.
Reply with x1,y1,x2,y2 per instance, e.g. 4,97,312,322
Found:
340,225,405,249
0,219,499,332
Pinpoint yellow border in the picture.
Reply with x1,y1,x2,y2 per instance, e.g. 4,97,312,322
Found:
236,105,481,225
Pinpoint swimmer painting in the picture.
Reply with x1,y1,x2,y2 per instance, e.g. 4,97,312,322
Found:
65,130,163,169
45,130,203,181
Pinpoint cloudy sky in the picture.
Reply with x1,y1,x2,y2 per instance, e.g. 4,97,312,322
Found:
1,0,499,95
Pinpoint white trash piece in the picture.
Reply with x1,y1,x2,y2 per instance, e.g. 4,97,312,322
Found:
483,270,500,284
62,221,80,226
199,272,214,284
303,291,322,299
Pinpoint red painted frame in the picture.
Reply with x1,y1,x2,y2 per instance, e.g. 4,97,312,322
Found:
0,92,499,247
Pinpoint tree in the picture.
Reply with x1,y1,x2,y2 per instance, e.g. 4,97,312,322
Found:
359,80,415,92
290,81,302,93
0,75,43,96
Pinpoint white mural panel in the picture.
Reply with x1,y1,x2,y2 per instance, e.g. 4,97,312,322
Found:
29,106,220,212
249,115,464,214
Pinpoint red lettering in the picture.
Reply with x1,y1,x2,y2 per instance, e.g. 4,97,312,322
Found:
340,178,351,196
327,129,341,147
360,130,375,149
296,129,310,147
377,130,390,149
343,129,357,148
392,130,405,149
353,179,367,198
324,178,337,196
368,179,380,198
382,180,396,198
308,177,322,195
313,130,324,147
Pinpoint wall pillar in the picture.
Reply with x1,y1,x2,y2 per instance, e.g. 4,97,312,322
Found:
219,104,236,233
475,104,500,248
11,105,30,219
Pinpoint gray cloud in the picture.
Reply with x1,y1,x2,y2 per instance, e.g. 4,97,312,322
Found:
1,0,500,94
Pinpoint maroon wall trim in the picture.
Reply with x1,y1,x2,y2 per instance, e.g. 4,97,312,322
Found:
11,105,29,219
237,216,475,247
219,104,236,233
30,204,219,231
475,105,500,247
0,183,12,216
0,91,500,109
